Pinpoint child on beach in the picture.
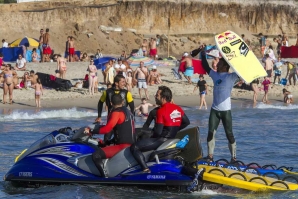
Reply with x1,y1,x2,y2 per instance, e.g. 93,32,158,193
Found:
262,77,271,103
126,71,133,92
193,74,208,109
135,98,154,118
282,88,294,104
32,78,43,108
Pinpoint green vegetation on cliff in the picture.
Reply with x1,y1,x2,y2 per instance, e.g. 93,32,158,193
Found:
0,0,16,3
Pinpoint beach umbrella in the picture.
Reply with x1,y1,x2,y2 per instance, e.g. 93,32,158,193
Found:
127,56,154,67
10,36,39,47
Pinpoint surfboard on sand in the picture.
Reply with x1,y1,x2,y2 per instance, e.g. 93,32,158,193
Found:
179,59,207,75
215,30,267,84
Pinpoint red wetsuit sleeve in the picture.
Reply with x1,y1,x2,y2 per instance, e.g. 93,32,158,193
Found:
99,112,125,134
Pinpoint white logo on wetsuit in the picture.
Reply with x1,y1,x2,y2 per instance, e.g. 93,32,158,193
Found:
170,110,181,120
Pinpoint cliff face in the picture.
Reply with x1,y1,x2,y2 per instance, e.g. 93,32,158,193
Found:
0,0,297,55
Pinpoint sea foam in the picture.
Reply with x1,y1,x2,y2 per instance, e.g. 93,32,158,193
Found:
256,103,298,110
0,108,107,120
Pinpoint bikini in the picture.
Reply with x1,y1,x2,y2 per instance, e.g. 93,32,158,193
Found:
35,91,41,96
4,73,13,86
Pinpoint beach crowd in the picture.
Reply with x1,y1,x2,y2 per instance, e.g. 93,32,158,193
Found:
0,29,297,109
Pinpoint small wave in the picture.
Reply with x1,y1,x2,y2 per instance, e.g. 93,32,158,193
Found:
256,103,298,110
0,108,107,120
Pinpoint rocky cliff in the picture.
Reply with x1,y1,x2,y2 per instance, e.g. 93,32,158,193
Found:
0,0,297,56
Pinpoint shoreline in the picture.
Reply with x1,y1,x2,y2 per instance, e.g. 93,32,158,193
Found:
0,94,289,111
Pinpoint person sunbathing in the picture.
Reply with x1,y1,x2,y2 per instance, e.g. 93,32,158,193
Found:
283,88,294,104
148,65,162,85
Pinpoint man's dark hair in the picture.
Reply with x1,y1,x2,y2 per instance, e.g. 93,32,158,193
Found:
111,94,123,106
114,75,125,83
158,86,172,102
265,54,269,58
46,28,49,32
30,70,35,74
258,33,263,36
2,39,5,42
217,58,230,72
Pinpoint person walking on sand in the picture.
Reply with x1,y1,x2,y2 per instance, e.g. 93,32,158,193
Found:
285,61,296,86
68,36,75,62
149,38,157,60
42,28,50,63
32,78,43,108
134,61,149,100
193,74,208,109
2,64,16,104
181,53,194,84
38,29,44,62
264,54,273,81
262,76,271,104
251,78,260,104
201,50,239,163
57,55,67,79
141,39,148,57
126,71,133,92
88,59,98,95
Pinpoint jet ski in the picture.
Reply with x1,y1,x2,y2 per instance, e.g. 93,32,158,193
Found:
4,126,204,190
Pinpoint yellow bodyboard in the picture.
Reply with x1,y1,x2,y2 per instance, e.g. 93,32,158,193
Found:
215,30,267,84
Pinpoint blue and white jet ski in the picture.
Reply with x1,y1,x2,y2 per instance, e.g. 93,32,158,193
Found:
4,126,203,190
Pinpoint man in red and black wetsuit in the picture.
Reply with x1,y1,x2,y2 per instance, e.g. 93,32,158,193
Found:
130,86,190,173
92,94,136,177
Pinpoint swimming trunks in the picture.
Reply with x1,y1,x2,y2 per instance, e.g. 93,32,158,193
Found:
69,48,75,55
184,67,194,77
140,113,149,117
266,70,272,77
200,91,206,95
149,49,157,56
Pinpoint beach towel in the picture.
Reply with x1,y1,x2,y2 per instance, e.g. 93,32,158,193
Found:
179,59,207,75
105,67,115,84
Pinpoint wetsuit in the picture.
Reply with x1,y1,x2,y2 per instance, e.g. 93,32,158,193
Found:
92,106,136,176
201,54,238,159
130,102,190,170
97,87,134,141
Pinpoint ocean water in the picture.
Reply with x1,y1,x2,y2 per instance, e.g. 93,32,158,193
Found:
0,102,298,199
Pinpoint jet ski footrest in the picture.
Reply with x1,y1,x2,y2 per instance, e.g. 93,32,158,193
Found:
149,148,182,162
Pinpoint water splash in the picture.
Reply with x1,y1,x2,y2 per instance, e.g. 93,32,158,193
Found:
0,108,107,120
256,103,298,110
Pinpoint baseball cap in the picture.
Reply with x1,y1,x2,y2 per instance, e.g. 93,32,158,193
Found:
152,65,157,69
183,52,189,57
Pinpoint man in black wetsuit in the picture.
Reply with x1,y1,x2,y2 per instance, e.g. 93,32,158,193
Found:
95,75,134,142
130,86,190,173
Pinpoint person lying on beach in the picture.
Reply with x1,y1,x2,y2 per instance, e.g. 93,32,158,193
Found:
135,98,154,118
283,88,294,104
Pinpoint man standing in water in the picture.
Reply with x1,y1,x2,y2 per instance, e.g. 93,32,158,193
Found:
95,75,135,142
201,51,239,163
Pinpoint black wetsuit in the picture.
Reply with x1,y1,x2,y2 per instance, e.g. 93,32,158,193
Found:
97,87,134,142
130,102,190,170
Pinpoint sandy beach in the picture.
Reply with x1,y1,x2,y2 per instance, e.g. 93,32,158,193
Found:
0,58,296,110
